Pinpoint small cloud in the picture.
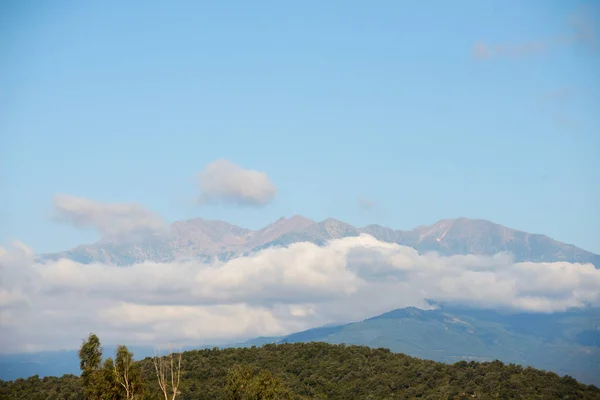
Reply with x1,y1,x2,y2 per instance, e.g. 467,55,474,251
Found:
52,194,167,240
357,197,375,211
473,9,597,61
473,41,492,59
568,8,597,48
539,173,551,183
473,40,549,60
535,86,578,131
538,86,573,103
197,159,277,207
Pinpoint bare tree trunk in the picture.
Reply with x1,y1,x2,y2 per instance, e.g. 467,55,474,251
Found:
114,363,131,399
153,345,182,400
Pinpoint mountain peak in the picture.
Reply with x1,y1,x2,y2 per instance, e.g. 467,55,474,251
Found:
318,218,359,238
429,217,499,229
288,215,315,225
248,215,316,246
265,215,315,230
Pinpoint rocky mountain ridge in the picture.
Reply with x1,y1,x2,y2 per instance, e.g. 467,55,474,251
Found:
40,216,600,267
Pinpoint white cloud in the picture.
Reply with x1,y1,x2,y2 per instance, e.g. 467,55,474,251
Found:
99,303,285,342
1,236,599,353
197,159,277,207
52,194,167,240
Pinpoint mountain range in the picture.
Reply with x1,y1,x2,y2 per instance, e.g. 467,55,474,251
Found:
40,216,600,267
8,216,598,385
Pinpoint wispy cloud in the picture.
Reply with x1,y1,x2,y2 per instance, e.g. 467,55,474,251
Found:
52,194,167,240
538,87,573,102
473,9,597,60
1,236,598,353
536,86,578,130
357,197,376,211
473,40,549,60
197,159,277,207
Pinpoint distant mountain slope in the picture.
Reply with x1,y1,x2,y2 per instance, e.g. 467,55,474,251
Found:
3,307,599,385
248,306,600,386
40,216,600,267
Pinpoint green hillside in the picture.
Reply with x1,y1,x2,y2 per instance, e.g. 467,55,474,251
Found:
2,341,600,399
270,307,600,386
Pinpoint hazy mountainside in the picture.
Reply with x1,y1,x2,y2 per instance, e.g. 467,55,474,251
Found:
40,216,600,267
3,343,600,400
4,307,599,386
240,306,600,386
0,346,158,383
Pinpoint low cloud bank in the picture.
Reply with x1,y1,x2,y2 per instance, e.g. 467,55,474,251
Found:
1,235,599,353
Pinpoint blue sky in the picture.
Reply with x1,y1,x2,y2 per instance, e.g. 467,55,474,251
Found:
1,0,599,254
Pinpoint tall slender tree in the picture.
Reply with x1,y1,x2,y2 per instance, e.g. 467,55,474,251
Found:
78,333,105,400
114,345,142,400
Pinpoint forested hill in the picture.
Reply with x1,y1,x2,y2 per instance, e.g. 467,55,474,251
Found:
1,342,600,400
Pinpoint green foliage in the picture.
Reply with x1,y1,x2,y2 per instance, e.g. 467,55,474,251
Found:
101,358,124,400
79,333,106,400
114,345,144,399
79,333,103,371
1,342,599,399
75,334,144,400
0,374,83,400
225,364,294,400
144,342,600,399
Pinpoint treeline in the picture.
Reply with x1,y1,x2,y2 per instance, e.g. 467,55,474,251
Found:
1,335,599,399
